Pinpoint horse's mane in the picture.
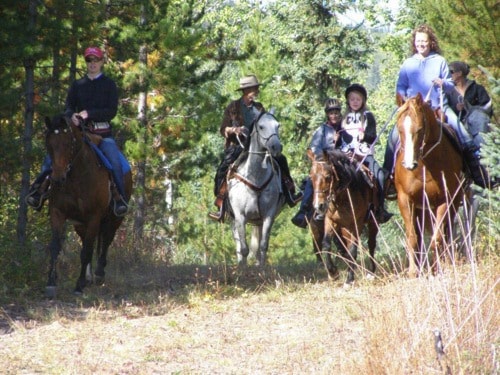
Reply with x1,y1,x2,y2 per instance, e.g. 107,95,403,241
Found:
325,149,367,191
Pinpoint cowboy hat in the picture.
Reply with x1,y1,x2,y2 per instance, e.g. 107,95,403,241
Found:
237,75,261,90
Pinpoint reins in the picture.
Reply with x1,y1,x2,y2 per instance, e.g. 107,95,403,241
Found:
48,118,83,178
312,159,338,203
233,112,280,191
421,88,444,159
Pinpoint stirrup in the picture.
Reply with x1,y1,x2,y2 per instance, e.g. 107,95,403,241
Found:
286,191,303,207
112,198,129,217
25,188,48,211
208,211,224,222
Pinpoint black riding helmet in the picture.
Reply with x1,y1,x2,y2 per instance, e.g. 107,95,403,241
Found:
324,98,342,112
345,83,368,101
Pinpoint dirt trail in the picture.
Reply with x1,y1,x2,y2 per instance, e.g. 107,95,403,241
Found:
0,281,368,374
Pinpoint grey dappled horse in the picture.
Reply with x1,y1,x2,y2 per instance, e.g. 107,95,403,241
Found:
227,112,285,266
455,105,492,257
462,104,491,149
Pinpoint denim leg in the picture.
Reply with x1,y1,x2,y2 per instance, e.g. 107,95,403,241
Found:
299,178,313,213
444,105,473,146
41,154,52,173
31,154,53,184
383,126,398,173
99,138,125,198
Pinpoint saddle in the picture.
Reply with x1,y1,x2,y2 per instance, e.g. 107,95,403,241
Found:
346,152,375,189
437,120,462,154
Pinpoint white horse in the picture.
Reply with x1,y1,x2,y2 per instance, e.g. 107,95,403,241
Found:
227,111,285,266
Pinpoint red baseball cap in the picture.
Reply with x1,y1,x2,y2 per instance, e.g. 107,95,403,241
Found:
84,47,104,59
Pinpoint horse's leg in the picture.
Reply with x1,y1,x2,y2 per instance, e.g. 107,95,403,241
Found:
232,217,249,266
310,219,324,263
367,220,378,275
414,210,428,276
431,204,454,275
321,219,339,279
398,196,419,277
74,221,100,295
46,210,66,299
252,225,263,266
343,231,358,285
258,214,278,267
460,192,479,262
95,218,121,285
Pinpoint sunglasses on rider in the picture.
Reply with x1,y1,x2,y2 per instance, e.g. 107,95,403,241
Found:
85,57,102,63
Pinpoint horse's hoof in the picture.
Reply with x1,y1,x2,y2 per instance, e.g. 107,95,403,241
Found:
73,289,84,296
45,286,57,299
94,275,105,286
365,273,375,281
343,282,353,290
327,267,339,280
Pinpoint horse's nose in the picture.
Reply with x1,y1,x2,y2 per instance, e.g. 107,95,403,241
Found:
402,161,417,170
269,142,282,156
313,212,325,221
313,203,326,219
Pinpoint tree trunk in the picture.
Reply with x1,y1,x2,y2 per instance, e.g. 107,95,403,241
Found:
17,0,38,247
133,12,148,242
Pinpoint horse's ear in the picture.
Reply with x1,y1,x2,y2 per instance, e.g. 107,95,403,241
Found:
269,107,275,115
415,92,423,105
396,93,405,107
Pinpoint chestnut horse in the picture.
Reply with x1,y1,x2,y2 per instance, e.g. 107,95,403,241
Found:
394,93,466,277
44,114,132,297
309,149,378,284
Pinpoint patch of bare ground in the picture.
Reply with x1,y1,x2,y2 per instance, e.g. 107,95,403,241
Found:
0,260,498,374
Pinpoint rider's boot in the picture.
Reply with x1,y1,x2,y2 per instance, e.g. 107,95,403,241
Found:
375,170,393,224
283,176,303,208
463,142,497,189
291,179,313,228
375,201,393,224
25,171,51,211
208,180,227,222
111,184,129,217
384,169,397,200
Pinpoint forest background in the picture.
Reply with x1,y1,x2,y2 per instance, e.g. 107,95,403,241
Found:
0,0,499,294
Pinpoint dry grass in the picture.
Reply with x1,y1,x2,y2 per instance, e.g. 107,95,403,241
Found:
0,251,498,374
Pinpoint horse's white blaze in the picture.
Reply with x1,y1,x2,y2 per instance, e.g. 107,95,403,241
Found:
402,115,415,168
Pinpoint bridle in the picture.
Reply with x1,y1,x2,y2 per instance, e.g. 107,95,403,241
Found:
47,117,84,181
398,101,442,161
311,159,339,204
232,112,281,191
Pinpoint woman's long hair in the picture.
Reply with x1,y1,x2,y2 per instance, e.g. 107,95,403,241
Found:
411,24,441,55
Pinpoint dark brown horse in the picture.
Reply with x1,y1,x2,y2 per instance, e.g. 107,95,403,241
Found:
44,114,132,297
394,93,466,277
308,149,378,284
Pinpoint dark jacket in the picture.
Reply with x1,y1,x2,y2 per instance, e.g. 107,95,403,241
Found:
64,73,118,137
219,98,264,148
447,80,492,119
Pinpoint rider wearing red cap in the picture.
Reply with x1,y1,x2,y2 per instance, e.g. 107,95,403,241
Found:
26,46,129,216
